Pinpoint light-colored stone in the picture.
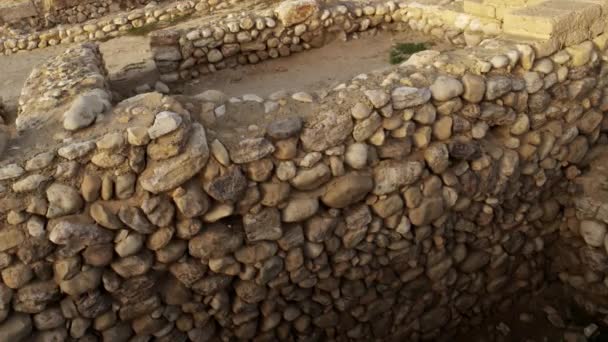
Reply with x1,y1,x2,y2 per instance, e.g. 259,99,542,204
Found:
148,111,182,139
140,123,209,193
63,89,111,131
581,220,606,247
275,0,319,27
430,76,463,101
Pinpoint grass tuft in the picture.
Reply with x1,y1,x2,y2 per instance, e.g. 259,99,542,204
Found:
125,14,191,36
389,42,427,64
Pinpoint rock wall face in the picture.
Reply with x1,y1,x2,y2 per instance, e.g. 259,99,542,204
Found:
0,0,201,54
15,43,110,131
550,147,608,314
151,0,503,83
1,0,169,32
1,27,608,342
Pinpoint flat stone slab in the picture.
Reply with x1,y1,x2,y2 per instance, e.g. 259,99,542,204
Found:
15,43,110,131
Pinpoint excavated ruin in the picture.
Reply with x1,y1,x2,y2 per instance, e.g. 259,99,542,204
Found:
1,0,608,341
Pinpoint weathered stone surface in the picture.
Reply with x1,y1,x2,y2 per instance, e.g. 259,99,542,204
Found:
459,250,490,273
364,89,390,108
266,117,303,140
485,76,512,100
2,264,33,289
204,166,247,202
12,174,49,193
322,173,373,208
111,252,154,278
59,268,102,296
353,112,382,142
300,110,353,152
148,111,182,139
409,197,444,226
229,138,275,164
234,280,267,303
424,143,450,174
580,220,606,247
345,143,368,169
141,195,175,227
46,183,83,218
282,197,319,222
58,141,95,160
462,73,485,103
118,206,156,234
90,202,121,230
48,215,113,245
0,313,32,341
290,163,331,190
17,44,108,131
63,89,111,131
189,223,243,259
373,160,424,195
0,229,24,252
391,87,431,109
243,208,283,242
275,0,318,27
173,182,210,218
140,123,209,193
430,76,463,101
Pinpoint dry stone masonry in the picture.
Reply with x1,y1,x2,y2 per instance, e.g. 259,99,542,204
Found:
2,0,608,340
151,0,505,82
0,0,171,33
1,14,608,338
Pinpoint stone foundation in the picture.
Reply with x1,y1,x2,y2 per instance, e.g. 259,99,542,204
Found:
151,0,503,83
0,0,170,32
0,12,607,338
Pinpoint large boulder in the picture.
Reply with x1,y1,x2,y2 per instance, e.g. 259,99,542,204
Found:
63,89,111,131
140,123,210,193
275,0,319,27
300,110,353,152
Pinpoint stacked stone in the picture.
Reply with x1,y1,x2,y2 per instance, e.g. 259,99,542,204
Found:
0,0,505,56
552,137,608,314
4,0,173,33
15,43,110,132
153,0,503,82
0,34,607,341
0,0,202,55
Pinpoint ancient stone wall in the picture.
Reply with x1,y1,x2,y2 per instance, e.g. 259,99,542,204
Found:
0,0,218,54
0,0,170,32
548,147,608,315
0,25,607,340
151,0,504,82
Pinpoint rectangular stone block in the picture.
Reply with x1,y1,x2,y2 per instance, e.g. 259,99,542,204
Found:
463,0,496,18
503,0,602,44
486,0,545,19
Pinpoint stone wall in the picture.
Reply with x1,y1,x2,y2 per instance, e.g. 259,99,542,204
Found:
151,0,504,82
0,0,221,55
1,25,608,340
548,147,608,315
0,0,170,32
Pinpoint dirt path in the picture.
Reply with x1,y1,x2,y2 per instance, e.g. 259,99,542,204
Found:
180,30,450,98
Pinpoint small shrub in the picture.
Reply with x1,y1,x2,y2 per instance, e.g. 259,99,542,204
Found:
389,42,427,64
125,14,191,36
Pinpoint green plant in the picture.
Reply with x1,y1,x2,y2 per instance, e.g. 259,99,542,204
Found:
125,14,191,37
389,42,427,64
